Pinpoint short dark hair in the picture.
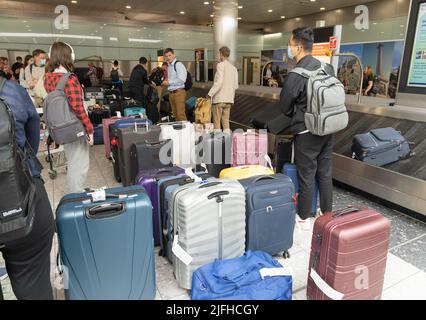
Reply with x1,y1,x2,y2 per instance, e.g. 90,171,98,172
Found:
32,49,46,58
292,27,314,52
164,48,174,55
139,57,148,64
48,42,74,73
113,60,119,66
162,62,168,67
16,56,22,61
24,54,33,67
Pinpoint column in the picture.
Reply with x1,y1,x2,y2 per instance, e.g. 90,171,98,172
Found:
213,0,238,65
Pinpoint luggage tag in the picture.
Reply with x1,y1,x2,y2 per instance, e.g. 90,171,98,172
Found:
87,188,107,203
310,269,344,300
172,235,193,266
116,111,122,118
264,154,274,171
259,266,294,279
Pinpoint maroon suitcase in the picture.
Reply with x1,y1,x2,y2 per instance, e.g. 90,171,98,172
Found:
307,207,390,300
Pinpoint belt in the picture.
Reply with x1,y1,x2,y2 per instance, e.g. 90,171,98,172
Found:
170,88,184,94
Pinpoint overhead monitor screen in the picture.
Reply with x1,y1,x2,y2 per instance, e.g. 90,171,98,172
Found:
407,2,426,87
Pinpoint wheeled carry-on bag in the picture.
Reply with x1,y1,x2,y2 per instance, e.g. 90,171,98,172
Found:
159,121,196,168
88,107,111,126
352,127,413,167
55,186,156,300
117,124,162,187
102,117,128,159
172,180,246,290
239,174,296,257
135,167,185,246
307,206,390,300
232,131,268,167
93,124,104,145
197,132,231,178
219,165,274,180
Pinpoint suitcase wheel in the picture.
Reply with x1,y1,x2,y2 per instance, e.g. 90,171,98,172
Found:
49,169,57,180
282,251,290,259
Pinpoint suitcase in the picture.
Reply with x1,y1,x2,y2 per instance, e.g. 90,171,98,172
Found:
157,172,212,262
84,87,104,101
219,165,274,180
185,96,197,112
232,131,268,167
108,101,124,117
124,107,147,118
130,139,173,183
117,125,161,187
135,167,185,246
159,122,196,168
352,127,412,167
102,117,128,159
250,101,292,135
88,107,111,125
307,207,390,300
239,174,296,256
197,132,231,178
172,179,246,290
93,124,104,145
55,186,156,300
283,163,319,216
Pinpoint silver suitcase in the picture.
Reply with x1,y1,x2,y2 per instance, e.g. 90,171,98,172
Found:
172,179,246,290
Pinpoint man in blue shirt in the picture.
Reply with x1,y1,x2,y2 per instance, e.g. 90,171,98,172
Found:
162,48,188,121
0,75,54,300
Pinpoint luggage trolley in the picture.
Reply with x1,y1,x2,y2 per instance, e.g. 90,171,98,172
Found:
39,124,67,180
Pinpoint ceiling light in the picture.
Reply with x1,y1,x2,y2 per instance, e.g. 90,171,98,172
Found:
210,14,214,17
104,24,107,26
0,33,103,40
23,20,27,23
238,5,243,9
71,0,78,3
310,0,316,2
180,11,185,14
128,38,163,43
238,17,242,20
295,17,301,21
320,7,325,10
264,32,283,39
381,31,385,34
109,37,118,41
126,5,131,9
373,22,377,25
267,9,273,13
203,1,209,4
281,16,285,19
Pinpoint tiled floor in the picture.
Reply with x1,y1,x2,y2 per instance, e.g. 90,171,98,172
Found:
1,145,426,300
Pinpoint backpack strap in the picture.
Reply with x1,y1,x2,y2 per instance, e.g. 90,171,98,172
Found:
174,60,186,73
290,63,329,79
55,73,72,91
0,76,6,93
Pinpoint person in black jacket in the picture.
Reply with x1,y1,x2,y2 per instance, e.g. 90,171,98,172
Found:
128,57,149,106
0,75,54,300
279,27,335,227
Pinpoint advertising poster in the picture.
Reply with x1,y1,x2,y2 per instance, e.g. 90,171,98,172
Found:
407,2,426,87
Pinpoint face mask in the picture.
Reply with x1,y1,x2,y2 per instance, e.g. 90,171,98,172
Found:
39,59,46,66
287,45,299,60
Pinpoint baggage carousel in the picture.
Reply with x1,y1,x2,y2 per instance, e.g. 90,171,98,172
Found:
189,83,426,216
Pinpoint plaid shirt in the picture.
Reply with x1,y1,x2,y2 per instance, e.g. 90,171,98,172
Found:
44,72,93,134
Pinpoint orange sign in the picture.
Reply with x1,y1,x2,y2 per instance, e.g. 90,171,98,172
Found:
312,43,330,56
329,36,337,50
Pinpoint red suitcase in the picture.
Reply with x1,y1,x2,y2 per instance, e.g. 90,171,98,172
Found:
307,207,390,300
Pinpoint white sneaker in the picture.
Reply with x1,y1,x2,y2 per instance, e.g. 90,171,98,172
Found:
296,216,312,231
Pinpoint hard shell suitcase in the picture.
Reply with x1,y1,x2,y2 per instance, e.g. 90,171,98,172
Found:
117,125,162,187
157,172,212,262
352,127,412,167
135,167,185,246
130,140,173,183
197,132,231,178
232,131,268,167
124,107,147,118
307,207,390,300
219,165,274,180
55,186,156,300
93,124,104,145
159,121,196,168
239,174,296,256
172,180,246,290
283,163,319,216
102,117,128,159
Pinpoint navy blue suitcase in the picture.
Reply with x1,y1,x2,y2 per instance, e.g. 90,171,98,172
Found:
352,127,413,167
56,186,156,300
239,174,296,257
93,124,104,145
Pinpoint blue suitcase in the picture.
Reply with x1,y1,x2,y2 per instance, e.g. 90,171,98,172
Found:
93,124,104,145
114,118,152,129
239,174,296,257
124,107,146,118
283,163,319,217
352,127,412,167
56,186,156,300
185,97,197,111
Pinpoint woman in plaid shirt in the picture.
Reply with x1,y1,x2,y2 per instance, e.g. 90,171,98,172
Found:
44,42,93,193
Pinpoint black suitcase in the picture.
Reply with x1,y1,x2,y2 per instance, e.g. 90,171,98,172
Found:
251,101,292,135
197,132,231,178
130,140,173,183
88,107,111,125
84,87,104,101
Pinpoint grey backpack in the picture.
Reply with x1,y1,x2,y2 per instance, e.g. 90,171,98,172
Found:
291,63,348,136
43,73,86,145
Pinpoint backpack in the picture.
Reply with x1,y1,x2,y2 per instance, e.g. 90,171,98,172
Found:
174,61,193,91
110,68,120,82
149,68,164,87
43,73,86,145
0,77,37,244
194,97,211,124
290,63,348,136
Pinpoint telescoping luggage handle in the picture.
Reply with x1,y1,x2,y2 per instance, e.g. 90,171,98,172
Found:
332,206,365,218
207,190,230,261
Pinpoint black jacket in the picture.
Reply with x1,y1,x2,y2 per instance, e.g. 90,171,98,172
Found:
279,55,334,134
129,64,149,90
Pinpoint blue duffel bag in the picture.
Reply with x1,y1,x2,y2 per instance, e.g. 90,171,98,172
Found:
191,251,292,300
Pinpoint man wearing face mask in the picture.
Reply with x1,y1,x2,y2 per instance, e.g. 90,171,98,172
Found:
279,27,335,228
25,49,46,107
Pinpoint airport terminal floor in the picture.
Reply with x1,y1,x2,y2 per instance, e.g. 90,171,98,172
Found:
1,145,426,300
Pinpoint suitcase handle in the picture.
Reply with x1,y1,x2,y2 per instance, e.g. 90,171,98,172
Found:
207,191,230,200
86,202,125,219
253,175,277,183
199,181,223,189
145,140,167,146
179,177,195,186
172,124,185,130
332,206,362,218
